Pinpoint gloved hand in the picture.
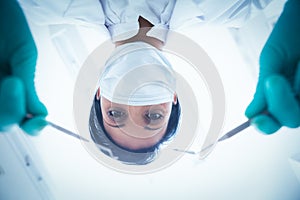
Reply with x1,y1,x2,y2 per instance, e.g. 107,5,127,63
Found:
245,0,300,134
0,0,48,135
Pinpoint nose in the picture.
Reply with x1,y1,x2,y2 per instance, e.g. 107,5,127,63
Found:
128,106,147,128
119,105,163,139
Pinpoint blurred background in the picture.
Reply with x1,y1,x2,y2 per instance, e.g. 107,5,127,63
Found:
1,0,300,199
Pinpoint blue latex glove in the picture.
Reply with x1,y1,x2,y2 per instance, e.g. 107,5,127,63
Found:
0,0,48,135
245,0,300,134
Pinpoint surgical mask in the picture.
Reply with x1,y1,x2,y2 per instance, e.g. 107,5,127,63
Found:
99,41,176,106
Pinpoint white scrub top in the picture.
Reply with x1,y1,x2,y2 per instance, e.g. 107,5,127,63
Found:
19,0,273,41
99,0,273,42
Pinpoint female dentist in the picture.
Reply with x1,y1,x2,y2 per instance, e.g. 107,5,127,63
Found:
1,0,299,139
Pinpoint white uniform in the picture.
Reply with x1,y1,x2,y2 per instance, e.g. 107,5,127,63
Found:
19,0,273,41
99,0,273,42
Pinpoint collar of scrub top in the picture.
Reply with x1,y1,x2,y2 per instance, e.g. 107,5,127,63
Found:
101,0,176,43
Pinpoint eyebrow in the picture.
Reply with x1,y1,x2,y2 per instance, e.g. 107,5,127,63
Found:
104,122,163,131
144,126,164,131
105,123,125,128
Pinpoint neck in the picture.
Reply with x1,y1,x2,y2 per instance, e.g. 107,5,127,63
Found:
115,17,164,50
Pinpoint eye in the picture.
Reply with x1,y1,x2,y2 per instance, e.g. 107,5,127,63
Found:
107,109,127,122
145,112,164,121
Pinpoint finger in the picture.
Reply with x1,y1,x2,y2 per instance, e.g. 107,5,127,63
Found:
245,45,284,119
251,114,281,134
21,116,48,136
0,76,26,131
265,75,300,128
245,82,266,119
293,61,300,94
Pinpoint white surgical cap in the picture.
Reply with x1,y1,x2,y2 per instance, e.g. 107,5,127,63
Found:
99,41,176,106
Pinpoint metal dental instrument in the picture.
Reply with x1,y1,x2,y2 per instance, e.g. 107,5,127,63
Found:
216,120,251,142
173,119,251,155
25,114,89,142
47,121,90,142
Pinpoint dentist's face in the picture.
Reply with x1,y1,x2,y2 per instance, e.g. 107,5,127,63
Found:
100,96,174,150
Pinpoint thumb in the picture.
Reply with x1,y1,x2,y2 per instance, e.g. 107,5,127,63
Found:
245,80,267,119
0,77,48,135
21,116,48,136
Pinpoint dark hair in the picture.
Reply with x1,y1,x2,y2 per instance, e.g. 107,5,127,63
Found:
94,97,181,153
